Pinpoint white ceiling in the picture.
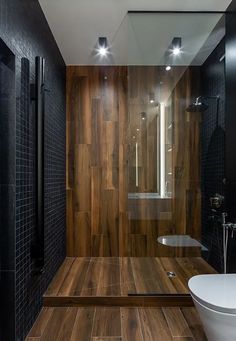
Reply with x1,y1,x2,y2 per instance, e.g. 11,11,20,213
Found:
39,0,232,65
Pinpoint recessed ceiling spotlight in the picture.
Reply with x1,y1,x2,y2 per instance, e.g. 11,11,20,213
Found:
149,93,155,104
166,65,171,71
98,37,108,57
171,37,182,56
141,112,146,120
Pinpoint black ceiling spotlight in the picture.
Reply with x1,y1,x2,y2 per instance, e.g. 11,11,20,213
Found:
149,93,155,103
141,112,146,120
164,36,182,70
171,37,182,55
98,37,108,56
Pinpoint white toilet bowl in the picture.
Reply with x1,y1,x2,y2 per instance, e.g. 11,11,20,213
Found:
188,274,236,341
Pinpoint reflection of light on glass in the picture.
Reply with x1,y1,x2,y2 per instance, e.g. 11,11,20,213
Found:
168,148,172,152
135,142,138,187
98,47,108,56
160,103,166,198
149,93,155,103
172,47,181,55
141,112,146,120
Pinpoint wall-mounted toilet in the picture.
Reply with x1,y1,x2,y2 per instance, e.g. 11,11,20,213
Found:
188,274,236,341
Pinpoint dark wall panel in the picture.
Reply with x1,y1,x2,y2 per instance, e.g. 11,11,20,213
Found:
225,2,236,272
0,1,66,340
201,40,226,272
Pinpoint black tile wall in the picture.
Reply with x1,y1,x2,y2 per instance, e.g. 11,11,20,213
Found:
0,1,66,340
201,39,226,272
0,37,16,341
0,271,16,341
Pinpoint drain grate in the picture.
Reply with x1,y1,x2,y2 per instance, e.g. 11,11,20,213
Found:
167,271,176,278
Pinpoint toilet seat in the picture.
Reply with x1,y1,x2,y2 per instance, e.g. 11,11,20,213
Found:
188,274,236,314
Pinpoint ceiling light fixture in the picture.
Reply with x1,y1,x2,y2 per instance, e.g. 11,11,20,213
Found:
149,93,155,104
98,37,108,57
141,112,146,120
171,37,182,56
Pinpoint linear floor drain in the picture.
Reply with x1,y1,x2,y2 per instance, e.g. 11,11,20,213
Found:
167,271,176,278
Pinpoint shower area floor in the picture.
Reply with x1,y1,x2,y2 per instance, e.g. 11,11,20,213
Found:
44,257,216,307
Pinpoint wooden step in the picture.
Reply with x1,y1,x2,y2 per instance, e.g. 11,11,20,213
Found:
43,294,193,307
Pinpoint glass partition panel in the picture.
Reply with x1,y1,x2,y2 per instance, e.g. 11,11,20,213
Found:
115,12,226,293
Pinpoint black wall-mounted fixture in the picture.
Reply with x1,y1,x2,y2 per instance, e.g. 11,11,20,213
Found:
30,56,46,274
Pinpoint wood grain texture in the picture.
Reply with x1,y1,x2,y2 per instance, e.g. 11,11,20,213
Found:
121,308,143,341
40,307,77,341
127,66,201,257
67,66,201,257
92,308,121,337
163,308,194,338
172,68,201,256
138,308,173,340
44,257,216,307
92,338,121,341
26,307,206,341
27,308,53,338
43,295,194,308
70,307,95,341
67,66,125,256
181,307,208,341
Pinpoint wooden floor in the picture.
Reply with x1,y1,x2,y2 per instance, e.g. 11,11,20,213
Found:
26,306,207,341
27,258,212,340
45,257,216,297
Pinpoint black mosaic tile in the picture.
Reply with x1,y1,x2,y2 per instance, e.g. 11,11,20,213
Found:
0,1,66,340
201,39,226,273
0,271,16,341
0,39,15,186
0,185,15,271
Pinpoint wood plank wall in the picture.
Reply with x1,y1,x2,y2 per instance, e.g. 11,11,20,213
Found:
66,66,201,257
172,68,201,240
